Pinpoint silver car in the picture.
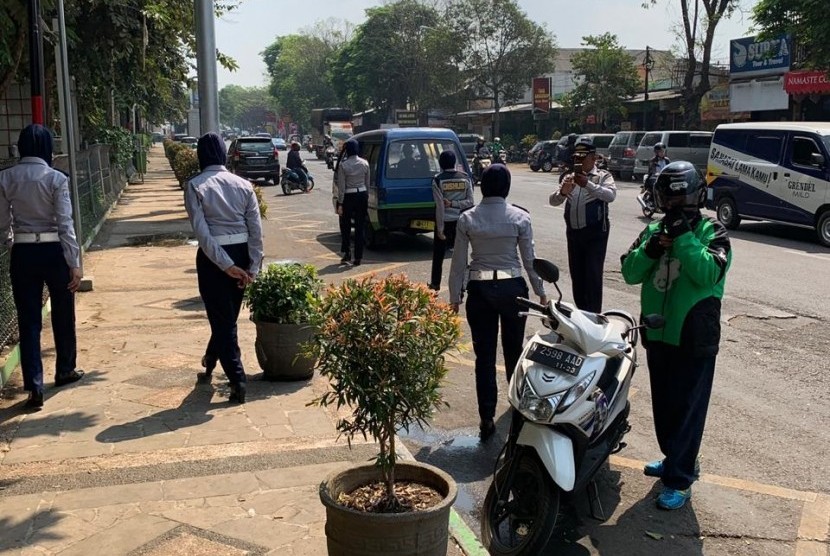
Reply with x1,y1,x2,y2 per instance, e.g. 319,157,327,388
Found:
633,131,713,180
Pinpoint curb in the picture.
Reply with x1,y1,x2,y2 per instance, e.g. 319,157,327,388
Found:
0,300,51,388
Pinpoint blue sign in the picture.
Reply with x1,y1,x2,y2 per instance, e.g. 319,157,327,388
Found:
730,35,791,77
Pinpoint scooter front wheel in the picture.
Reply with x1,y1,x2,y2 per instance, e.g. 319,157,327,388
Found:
481,450,560,555
304,178,315,192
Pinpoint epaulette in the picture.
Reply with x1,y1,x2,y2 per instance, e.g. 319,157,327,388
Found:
511,204,529,213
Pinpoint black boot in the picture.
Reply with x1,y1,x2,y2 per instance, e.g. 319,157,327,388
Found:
340,251,351,264
229,382,247,404
198,354,217,383
479,419,496,442
25,391,44,409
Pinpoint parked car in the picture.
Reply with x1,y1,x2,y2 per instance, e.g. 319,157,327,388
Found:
456,133,485,159
527,140,558,172
705,122,830,246
151,132,164,144
227,136,281,184
173,133,188,142
255,132,272,139
180,136,198,149
272,137,287,150
633,131,713,180
608,131,646,181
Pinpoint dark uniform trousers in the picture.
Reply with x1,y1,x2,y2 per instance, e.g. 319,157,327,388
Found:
647,342,717,490
10,243,76,394
465,277,528,421
430,220,457,288
566,224,609,313
197,243,250,386
339,191,368,260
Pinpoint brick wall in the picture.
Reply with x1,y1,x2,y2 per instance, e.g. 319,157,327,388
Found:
0,81,31,158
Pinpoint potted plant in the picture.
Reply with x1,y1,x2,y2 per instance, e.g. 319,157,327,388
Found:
243,262,322,380
308,274,461,556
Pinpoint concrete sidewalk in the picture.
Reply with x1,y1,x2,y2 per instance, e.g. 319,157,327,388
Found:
0,149,468,555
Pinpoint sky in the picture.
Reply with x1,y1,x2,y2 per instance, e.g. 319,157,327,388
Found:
215,0,759,89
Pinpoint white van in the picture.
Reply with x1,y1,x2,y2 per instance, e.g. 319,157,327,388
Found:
706,122,830,246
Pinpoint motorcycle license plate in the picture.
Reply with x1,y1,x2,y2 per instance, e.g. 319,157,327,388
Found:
411,219,435,231
527,344,584,375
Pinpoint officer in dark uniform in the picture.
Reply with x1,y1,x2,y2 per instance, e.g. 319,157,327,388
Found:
429,150,473,291
0,124,84,409
549,139,617,313
185,132,263,404
448,164,547,441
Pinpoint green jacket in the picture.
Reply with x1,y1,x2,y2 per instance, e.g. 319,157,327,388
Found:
621,215,732,354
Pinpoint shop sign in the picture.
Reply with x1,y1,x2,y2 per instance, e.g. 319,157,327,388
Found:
730,35,791,77
784,71,830,95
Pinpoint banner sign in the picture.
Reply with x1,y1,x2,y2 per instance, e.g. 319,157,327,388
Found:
730,35,791,77
396,110,418,127
784,71,830,95
532,77,551,113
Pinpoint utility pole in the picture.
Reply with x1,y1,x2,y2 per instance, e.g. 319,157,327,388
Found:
195,0,219,135
642,46,654,131
27,0,45,124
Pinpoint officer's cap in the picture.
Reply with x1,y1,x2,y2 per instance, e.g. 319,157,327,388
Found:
573,138,597,156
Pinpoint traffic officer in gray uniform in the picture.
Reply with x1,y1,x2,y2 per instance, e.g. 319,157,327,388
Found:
185,132,263,404
334,138,370,265
429,150,473,291
0,124,84,409
549,138,617,313
449,164,547,441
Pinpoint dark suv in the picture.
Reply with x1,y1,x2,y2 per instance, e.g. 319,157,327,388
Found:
227,137,281,184
528,140,558,172
608,131,646,181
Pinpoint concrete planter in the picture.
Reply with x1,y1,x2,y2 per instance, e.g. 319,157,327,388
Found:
319,461,458,556
253,320,315,381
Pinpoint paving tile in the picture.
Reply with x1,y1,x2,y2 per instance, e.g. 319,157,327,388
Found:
239,487,318,516
255,462,350,490
56,513,177,556
212,515,308,549
53,482,164,510
26,511,103,552
156,505,251,530
140,531,250,556
286,409,336,437
109,431,189,454
163,472,260,501
185,427,261,447
243,403,289,426
2,441,112,464
266,536,327,556
259,425,293,440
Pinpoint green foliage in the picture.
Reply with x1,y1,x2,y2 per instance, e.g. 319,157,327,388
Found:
172,148,199,188
244,263,322,324
219,85,277,132
93,126,135,169
521,134,539,149
253,185,268,220
551,131,562,140
566,33,640,128
753,0,830,70
308,274,461,511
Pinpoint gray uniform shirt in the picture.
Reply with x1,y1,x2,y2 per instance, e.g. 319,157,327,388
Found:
448,197,546,304
184,165,263,277
0,157,81,268
334,156,370,205
549,166,617,230
432,170,474,235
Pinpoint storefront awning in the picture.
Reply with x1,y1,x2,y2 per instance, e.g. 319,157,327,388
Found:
455,102,562,117
784,70,830,95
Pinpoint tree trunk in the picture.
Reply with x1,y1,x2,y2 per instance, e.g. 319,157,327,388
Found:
492,94,501,139
385,419,396,503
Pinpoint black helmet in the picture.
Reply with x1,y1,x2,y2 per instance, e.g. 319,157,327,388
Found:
654,161,706,210
654,142,666,152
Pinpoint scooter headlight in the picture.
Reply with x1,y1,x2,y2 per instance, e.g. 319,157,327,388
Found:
518,380,562,423
557,371,596,413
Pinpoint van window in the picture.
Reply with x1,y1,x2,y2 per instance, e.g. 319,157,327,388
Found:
640,133,663,148
690,134,712,149
386,140,463,179
791,136,823,168
592,135,613,149
746,133,783,163
668,133,690,148
361,142,381,185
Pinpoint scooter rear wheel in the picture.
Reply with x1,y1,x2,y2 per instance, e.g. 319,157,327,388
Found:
481,450,560,555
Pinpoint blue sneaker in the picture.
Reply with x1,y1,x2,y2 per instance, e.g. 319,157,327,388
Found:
656,487,691,510
643,459,701,479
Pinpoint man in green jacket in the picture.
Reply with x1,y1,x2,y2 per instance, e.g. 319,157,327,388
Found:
621,161,731,510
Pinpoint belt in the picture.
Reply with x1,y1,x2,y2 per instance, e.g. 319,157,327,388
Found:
468,268,522,281
213,233,248,245
14,232,60,243
345,187,367,193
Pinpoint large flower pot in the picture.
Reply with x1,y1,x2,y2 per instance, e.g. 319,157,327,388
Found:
319,462,458,556
253,320,315,381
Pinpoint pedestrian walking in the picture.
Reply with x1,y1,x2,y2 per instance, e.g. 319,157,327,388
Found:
428,150,473,291
621,161,731,510
0,124,84,409
448,164,547,442
184,132,263,404
334,139,369,266
549,138,616,313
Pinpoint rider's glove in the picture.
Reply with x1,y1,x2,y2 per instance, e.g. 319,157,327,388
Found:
644,233,665,259
663,209,692,238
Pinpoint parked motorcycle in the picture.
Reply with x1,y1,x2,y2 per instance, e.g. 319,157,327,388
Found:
280,167,314,195
481,258,664,555
637,174,659,218
325,146,336,170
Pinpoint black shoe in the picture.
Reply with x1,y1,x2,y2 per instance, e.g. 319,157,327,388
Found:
427,283,440,291
198,354,216,383
229,382,247,404
25,391,44,409
55,369,84,387
353,259,361,266
479,419,496,442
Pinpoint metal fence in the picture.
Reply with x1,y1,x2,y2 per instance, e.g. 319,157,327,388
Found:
0,147,126,351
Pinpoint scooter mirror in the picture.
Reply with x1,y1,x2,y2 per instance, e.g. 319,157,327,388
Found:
642,314,665,329
533,258,559,283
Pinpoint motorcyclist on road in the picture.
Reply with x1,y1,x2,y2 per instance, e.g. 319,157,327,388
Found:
648,143,670,179
474,137,487,157
287,142,309,187
490,137,504,154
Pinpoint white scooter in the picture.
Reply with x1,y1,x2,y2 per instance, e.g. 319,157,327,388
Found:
481,258,663,555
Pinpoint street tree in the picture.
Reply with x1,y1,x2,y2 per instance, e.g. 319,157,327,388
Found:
753,0,830,70
447,0,556,137
566,33,641,130
643,0,739,128
218,85,276,132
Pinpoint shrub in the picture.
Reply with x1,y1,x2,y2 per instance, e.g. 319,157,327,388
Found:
244,263,323,324
253,185,267,219
520,134,538,150
172,148,199,188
